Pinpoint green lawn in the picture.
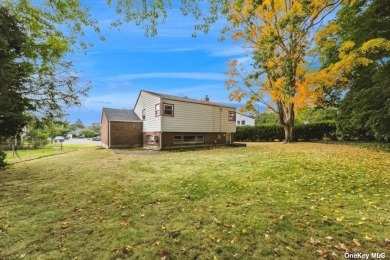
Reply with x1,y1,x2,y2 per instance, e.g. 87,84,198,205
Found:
4,144,90,164
0,143,389,259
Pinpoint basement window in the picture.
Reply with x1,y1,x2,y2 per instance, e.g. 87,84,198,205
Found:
173,136,204,145
147,135,154,144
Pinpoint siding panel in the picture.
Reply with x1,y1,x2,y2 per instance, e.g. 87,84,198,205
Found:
161,99,236,133
134,91,161,132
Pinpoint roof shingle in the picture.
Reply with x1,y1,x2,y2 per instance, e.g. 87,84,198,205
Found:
143,90,235,108
102,108,141,122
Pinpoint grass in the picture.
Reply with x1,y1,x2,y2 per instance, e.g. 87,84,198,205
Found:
4,143,92,164
0,143,389,259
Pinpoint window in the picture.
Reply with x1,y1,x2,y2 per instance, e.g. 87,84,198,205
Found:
183,136,196,143
241,120,246,125
228,111,235,121
147,135,153,144
173,136,204,144
142,109,146,120
163,103,174,116
174,136,182,144
237,121,240,125
155,104,160,116
196,136,204,143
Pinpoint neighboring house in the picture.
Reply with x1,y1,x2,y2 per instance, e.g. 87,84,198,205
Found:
68,129,82,138
101,90,237,149
236,112,255,126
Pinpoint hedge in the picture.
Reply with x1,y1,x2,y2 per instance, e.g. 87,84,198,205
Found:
235,122,336,142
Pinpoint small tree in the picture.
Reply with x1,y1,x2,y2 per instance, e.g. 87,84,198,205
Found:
89,122,101,133
255,112,279,125
73,119,86,129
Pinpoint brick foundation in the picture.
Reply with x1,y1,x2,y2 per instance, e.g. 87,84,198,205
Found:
161,132,231,148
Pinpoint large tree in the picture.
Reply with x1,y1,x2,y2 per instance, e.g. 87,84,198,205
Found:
224,0,348,142
223,0,390,142
320,0,390,141
0,6,32,140
2,1,95,119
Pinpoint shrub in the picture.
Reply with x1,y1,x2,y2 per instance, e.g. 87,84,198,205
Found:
0,150,7,168
235,123,336,142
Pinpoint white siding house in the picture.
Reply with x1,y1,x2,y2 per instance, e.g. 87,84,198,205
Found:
236,113,255,126
102,90,237,149
132,90,237,149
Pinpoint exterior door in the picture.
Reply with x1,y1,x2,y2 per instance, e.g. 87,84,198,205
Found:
226,133,231,144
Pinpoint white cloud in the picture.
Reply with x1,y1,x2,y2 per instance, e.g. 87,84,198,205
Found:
209,46,249,57
235,56,252,65
158,47,198,53
107,72,225,81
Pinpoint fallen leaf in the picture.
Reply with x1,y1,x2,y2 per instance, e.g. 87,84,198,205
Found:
160,249,169,260
310,237,320,245
364,235,373,240
326,236,333,240
339,243,348,251
353,238,361,247
285,246,295,251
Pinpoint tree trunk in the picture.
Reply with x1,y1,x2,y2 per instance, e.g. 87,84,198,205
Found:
283,123,293,143
277,101,295,143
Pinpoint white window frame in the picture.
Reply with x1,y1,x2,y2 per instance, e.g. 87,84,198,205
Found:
155,104,160,117
228,111,235,121
163,103,174,116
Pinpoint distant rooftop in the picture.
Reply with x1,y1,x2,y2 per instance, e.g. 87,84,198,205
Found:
102,108,141,122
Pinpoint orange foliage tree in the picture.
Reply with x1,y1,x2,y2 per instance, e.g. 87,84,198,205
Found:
225,0,348,142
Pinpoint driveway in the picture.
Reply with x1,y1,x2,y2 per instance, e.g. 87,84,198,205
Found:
62,138,101,146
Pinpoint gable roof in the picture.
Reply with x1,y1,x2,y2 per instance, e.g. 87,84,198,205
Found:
140,90,236,109
102,108,141,122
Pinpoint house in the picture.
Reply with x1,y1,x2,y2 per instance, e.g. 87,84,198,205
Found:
101,90,237,149
236,112,255,126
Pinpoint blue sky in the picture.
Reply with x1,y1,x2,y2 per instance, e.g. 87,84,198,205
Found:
66,2,254,126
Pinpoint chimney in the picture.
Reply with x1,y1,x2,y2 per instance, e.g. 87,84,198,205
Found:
205,95,209,101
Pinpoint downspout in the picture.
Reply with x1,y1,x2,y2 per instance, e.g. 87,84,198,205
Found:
213,106,215,133
159,132,163,150
108,121,111,148
219,106,222,133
